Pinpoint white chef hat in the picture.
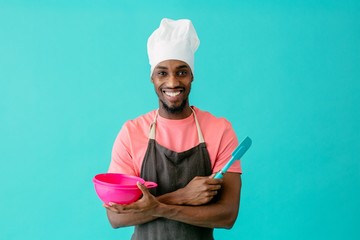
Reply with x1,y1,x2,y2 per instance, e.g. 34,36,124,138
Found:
147,18,200,75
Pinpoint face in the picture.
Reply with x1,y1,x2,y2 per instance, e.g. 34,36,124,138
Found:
151,60,193,117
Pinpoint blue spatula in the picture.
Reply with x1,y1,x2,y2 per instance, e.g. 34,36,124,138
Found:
214,136,252,179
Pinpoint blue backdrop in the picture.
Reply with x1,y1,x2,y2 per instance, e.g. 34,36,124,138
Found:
1,0,359,239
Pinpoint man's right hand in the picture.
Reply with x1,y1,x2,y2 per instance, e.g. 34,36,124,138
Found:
158,174,223,206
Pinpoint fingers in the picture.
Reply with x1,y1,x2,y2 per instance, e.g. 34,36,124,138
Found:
210,190,218,197
137,181,147,192
137,182,152,198
103,202,122,213
208,184,222,191
209,173,216,178
206,178,223,186
103,202,141,213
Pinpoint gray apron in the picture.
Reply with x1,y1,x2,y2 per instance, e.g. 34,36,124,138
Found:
131,108,214,240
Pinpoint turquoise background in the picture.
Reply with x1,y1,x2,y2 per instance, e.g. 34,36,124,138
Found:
1,0,359,239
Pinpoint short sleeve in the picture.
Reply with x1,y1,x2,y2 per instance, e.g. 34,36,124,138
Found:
108,123,137,176
212,120,242,174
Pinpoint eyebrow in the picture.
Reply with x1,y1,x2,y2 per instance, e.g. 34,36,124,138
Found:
154,65,190,70
154,66,168,70
176,65,189,69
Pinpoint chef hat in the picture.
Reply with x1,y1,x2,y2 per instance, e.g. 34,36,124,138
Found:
147,18,200,75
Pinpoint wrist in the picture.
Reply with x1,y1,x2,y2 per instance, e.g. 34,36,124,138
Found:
153,202,177,219
157,189,185,205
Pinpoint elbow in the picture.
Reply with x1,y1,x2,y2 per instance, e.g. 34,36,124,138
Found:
106,210,127,229
109,220,122,229
107,218,122,229
108,219,131,229
219,206,239,229
223,221,236,230
222,214,238,229
108,217,132,229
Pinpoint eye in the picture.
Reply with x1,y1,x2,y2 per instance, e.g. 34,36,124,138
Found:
157,71,167,76
177,70,188,76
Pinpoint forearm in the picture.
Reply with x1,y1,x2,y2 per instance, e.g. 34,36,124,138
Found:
157,200,237,229
106,191,188,228
156,173,241,229
156,195,236,228
107,199,236,229
105,173,241,229
106,209,157,228
157,189,187,205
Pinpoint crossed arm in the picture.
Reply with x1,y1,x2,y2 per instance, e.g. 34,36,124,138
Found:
104,172,241,229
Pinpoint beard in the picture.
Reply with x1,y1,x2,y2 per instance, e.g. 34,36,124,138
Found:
160,98,188,114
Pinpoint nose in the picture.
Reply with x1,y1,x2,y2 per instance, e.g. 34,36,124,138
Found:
166,74,180,87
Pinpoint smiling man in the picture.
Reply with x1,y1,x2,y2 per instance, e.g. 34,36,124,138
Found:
105,18,242,240
152,60,193,118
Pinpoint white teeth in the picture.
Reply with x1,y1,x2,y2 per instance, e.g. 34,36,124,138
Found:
164,91,180,97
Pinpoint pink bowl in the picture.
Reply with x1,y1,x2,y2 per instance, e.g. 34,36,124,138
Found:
93,173,157,204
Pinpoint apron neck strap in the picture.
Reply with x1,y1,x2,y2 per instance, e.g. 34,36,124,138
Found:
192,108,205,143
149,111,158,139
149,107,205,143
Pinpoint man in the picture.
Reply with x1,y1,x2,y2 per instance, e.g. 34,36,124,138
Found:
104,18,242,240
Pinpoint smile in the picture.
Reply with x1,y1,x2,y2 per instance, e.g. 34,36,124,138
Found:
164,91,181,97
162,88,184,97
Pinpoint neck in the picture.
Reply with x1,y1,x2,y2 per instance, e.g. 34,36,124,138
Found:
158,104,192,120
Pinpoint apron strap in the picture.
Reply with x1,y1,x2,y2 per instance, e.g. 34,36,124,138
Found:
149,107,205,143
191,107,205,143
149,111,158,140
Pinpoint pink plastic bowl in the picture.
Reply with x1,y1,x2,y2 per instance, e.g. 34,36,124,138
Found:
93,173,157,204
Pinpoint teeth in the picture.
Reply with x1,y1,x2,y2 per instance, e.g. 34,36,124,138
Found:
164,91,180,97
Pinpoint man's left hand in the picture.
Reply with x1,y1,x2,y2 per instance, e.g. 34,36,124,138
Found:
104,182,160,215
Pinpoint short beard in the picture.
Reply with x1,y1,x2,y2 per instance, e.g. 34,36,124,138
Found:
160,99,188,114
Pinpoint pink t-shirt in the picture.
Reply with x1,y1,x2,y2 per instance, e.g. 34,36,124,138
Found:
109,106,242,176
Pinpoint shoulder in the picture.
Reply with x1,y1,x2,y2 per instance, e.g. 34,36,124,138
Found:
122,110,157,131
116,110,157,141
193,106,233,129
